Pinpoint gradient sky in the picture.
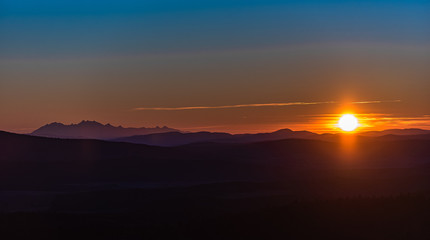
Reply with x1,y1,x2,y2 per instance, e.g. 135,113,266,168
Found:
1,0,430,133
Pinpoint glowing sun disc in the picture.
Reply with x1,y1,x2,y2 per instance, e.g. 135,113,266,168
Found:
338,114,359,132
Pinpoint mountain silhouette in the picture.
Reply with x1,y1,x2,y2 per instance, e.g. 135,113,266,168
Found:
30,121,430,146
359,128,430,137
112,128,320,146
112,131,233,146
31,120,178,139
111,128,430,146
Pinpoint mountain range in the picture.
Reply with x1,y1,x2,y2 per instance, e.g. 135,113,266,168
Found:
31,120,178,139
111,128,320,146
29,120,430,146
110,127,430,146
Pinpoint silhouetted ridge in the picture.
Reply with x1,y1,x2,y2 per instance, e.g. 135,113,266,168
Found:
111,128,321,146
31,121,178,139
360,128,430,137
40,122,65,128
111,127,430,146
76,120,104,127
113,131,233,146
272,128,294,133
30,121,430,146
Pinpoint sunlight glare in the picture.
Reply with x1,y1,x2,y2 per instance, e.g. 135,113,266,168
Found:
338,114,359,132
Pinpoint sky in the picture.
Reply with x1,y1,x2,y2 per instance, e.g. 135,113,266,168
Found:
1,0,430,133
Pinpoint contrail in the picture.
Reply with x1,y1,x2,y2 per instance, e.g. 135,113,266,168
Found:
133,100,400,111
351,100,401,104
134,101,335,111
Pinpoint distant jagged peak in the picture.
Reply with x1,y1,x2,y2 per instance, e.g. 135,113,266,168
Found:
75,120,105,127
35,120,179,130
41,120,107,129
31,120,179,139
42,122,65,127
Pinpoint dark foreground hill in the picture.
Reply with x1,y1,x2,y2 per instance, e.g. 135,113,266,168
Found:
2,130,430,186
1,131,430,239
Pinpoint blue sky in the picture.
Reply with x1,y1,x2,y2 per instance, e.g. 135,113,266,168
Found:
1,0,429,57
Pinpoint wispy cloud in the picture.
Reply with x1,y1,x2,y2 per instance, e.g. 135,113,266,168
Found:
133,100,400,111
351,100,401,104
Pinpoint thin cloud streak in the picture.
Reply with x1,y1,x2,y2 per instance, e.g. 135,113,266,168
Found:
133,100,400,111
352,100,401,104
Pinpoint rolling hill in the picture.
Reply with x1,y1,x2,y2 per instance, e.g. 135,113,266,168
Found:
2,130,430,187
1,130,430,239
111,128,320,146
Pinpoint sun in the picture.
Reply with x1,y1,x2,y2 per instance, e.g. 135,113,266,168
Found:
338,114,359,132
